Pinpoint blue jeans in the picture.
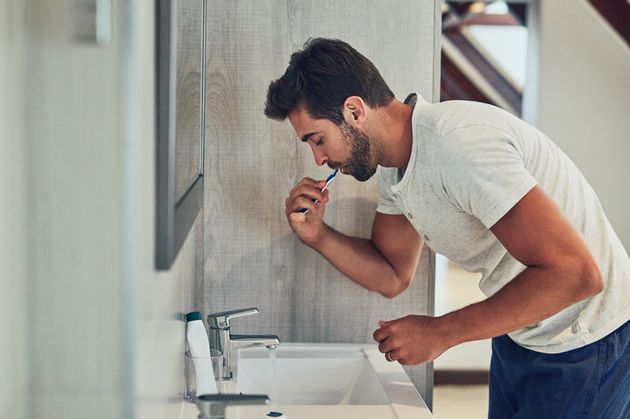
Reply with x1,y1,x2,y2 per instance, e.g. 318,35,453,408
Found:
489,320,630,419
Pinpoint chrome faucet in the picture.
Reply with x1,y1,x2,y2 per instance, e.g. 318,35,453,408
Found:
207,307,280,382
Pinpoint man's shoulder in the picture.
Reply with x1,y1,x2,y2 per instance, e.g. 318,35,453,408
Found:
414,100,516,138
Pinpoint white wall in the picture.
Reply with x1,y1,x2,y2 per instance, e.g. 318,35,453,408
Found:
2,1,200,418
536,0,630,250
434,257,491,371
0,1,27,418
22,1,126,416
121,3,200,419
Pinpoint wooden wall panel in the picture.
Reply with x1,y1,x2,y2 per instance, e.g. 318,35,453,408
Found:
202,0,438,403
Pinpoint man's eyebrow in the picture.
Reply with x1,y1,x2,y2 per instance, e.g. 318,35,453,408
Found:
300,132,319,143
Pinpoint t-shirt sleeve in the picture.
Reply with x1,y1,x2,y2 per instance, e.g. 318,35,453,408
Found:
436,129,537,228
376,166,403,215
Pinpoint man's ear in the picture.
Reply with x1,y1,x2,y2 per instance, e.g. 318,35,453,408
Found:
342,96,368,126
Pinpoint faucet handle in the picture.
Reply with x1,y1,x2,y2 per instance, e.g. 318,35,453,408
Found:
207,307,259,329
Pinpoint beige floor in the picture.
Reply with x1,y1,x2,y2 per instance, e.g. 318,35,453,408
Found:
432,385,489,419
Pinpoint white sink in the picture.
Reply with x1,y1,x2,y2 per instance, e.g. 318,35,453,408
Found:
183,343,434,419
237,344,389,405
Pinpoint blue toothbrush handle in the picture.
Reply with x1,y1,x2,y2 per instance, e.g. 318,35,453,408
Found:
297,169,338,214
299,200,317,213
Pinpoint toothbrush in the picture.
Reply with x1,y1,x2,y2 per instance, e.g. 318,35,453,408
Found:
300,169,339,214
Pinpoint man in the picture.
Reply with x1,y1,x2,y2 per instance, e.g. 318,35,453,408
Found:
264,38,629,417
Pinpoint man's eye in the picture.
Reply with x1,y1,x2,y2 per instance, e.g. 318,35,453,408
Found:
315,138,324,146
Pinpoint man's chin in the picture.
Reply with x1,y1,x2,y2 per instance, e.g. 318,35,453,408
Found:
348,168,376,182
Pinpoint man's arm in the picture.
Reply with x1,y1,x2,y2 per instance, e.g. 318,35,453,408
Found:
313,213,423,298
285,177,423,298
374,185,604,364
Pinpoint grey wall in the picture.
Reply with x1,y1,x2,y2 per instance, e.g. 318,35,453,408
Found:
201,0,439,404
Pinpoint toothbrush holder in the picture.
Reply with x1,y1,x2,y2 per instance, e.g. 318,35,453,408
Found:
184,349,223,401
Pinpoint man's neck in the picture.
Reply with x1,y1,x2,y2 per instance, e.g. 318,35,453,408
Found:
371,99,414,170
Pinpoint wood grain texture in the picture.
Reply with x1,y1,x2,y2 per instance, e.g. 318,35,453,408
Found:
174,0,204,202
202,0,438,403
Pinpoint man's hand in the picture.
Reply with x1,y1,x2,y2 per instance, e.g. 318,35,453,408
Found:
285,177,329,245
373,315,452,365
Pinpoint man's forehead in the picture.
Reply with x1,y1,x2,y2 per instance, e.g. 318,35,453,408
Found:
288,107,335,133
288,106,315,125
288,107,333,137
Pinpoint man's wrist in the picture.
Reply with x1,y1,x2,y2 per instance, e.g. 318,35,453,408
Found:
302,223,331,250
436,311,471,348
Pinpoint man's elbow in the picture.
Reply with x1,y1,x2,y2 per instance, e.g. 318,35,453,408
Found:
380,274,412,299
574,258,604,300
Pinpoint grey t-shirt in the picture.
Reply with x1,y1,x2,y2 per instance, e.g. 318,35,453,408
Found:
377,94,630,353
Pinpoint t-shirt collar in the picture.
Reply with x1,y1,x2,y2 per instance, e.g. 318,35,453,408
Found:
391,92,425,192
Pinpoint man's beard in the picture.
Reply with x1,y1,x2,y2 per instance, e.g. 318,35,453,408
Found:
339,122,378,182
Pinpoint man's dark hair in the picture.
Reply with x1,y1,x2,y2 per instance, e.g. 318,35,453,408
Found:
264,38,394,125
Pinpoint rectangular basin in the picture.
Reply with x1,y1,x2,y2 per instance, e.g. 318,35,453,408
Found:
183,343,433,419
237,344,389,405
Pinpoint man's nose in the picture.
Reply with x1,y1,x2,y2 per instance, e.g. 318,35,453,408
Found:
313,149,328,166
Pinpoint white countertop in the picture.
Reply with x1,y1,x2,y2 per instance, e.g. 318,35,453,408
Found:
180,343,434,419
182,403,434,419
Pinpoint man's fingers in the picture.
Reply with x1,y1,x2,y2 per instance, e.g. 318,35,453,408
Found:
378,338,396,354
292,196,319,213
290,177,325,194
288,212,306,223
288,184,326,203
285,178,331,216
385,349,402,363
298,177,320,187
372,326,390,343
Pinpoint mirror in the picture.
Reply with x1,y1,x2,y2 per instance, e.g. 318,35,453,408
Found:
155,0,207,270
